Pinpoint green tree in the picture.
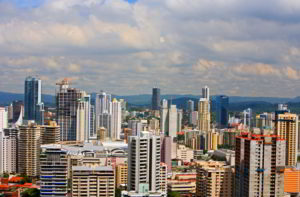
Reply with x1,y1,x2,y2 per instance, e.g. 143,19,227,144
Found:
115,188,122,197
168,191,181,197
21,188,40,197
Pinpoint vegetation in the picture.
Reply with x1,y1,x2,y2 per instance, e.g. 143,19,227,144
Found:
19,174,32,184
211,155,226,162
168,191,181,197
21,188,40,197
217,144,235,150
1,173,9,178
115,188,122,197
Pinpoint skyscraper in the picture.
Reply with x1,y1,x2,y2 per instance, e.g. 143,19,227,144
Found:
160,99,168,135
76,95,91,141
198,86,211,132
111,98,122,140
19,121,41,177
0,131,17,174
168,105,177,138
202,86,209,100
177,109,183,132
56,79,87,141
128,132,161,193
24,76,44,123
243,108,252,128
235,133,285,197
0,107,8,131
198,99,210,132
12,100,23,123
187,100,194,113
215,95,229,129
275,112,298,166
95,91,112,137
152,88,161,110
40,146,68,197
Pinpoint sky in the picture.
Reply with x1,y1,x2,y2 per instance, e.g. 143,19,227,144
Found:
1,0,300,97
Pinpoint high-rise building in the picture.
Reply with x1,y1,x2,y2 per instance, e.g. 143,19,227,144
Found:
255,112,274,129
24,76,44,123
128,132,161,193
215,95,229,129
12,100,24,124
0,107,8,131
275,112,298,166
189,111,198,126
19,121,41,177
6,104,13,122
128,120,142,136
168,105,177,138
90,105,96,138
152,88,161,110
0,131,17,174
72,166,115,197
40,146,68,197
111,99,122,140
187,100,194,113
198,99,210,132
202,86,209,100
41,121,60,144
160,100,168,135
235,133,285,197
56,79,87,141
35,102,44,125
95,91,111,129
177,109,183,132
116,164,128,188
76,95,91,141
196,161,234,197
243,108,252,128
160,163,167,194
160,136,172,172
3,128,19,173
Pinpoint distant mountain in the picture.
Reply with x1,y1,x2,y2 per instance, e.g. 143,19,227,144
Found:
1,91,300,112
0,91,55,106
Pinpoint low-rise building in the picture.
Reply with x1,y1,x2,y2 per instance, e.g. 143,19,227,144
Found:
176,145,194,162
196,161,234,197
72,166,115,197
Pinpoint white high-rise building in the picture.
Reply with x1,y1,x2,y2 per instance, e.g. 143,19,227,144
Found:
160,100,168,135
128,132,162,193
111,99,121,140
95,91,111,115
168,105,177,138
0,107,8,131
76,95,91,142
95,91,111,130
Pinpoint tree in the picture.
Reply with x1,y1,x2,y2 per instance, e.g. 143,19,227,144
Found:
21,188,40,197
168,191,181,197
115,188,122,197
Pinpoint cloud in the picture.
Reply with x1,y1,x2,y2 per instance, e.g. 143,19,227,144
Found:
0,0,300,97
233,63,281,76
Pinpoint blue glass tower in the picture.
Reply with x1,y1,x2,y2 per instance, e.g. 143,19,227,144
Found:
24,76,44,124
215,95,229,128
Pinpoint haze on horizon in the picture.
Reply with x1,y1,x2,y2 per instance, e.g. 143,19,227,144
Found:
1,0,300,97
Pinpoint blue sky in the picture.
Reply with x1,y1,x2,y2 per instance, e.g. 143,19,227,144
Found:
0,0,300,97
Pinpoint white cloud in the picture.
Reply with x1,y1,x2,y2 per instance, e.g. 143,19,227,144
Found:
0,0,300,97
